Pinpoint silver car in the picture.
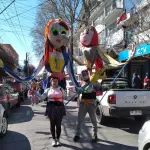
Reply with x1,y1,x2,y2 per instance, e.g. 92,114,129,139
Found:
138,120,150,150
0,104,8,137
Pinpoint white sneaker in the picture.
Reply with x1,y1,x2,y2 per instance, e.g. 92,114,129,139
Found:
56,139,61,146
51,139,56,147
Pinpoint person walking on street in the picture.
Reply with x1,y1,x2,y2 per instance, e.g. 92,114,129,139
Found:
40,77,66,147
73,69,99,143
132,73,142,89
144,73,149,89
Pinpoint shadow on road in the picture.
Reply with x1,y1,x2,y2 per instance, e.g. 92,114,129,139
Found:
61,139,137,150
62,110,138,150
36,131,50,135
0,131,31,150
8,105,34,124
105,117,143,134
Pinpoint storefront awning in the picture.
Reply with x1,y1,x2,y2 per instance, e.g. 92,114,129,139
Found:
118,43,150,61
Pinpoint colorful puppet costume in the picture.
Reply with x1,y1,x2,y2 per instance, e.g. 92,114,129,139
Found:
0,19,79,92
78,25,134,84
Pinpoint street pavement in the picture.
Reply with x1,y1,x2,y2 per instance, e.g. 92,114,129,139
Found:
0,99,141,150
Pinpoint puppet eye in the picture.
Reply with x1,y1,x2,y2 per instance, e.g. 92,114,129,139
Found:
51,28,59,36
61,29,67,35
86,30,89,34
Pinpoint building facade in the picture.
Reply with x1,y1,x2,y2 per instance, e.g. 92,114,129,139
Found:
0,44,19,81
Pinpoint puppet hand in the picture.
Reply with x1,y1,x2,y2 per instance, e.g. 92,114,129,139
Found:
0,59,4,67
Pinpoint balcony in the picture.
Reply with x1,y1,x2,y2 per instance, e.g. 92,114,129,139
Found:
105,28,124,47
102,8,123,25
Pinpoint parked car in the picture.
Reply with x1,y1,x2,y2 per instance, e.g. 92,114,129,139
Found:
0,84,20,116
66,80,81,101
138,120,150,150
0,104,8,137
96,78,150,124
8,81,26,101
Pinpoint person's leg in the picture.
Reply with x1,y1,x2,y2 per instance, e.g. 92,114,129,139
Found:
87,104,98,142
55,115,63,146
50,118,57,146
74,103,87,142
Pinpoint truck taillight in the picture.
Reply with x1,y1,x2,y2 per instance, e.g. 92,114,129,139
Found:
108,94,116,104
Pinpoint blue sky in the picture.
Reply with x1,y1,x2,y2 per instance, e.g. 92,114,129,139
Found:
0,0,41,67
124,0,143,12
0,0,82,68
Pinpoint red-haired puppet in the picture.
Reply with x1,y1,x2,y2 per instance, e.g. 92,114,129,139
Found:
43,19,79,87
79,25,135,84
0,19,80,90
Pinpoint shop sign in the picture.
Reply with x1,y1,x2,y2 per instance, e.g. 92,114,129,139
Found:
118,43,150,61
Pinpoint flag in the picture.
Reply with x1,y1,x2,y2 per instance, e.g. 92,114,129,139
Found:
116,11,127,24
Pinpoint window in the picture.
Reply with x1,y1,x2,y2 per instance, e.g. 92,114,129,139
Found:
99,30,105,45
106,4,112,16
95,12,104,25
106,23,116,37
69,82,74,86
102,80,130,89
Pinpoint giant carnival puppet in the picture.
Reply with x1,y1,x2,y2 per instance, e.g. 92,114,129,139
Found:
0,20,135,99
0,19,80,94
74,25,136,84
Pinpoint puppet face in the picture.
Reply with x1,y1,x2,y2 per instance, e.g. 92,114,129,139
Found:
48,22,69,49
80,27,94,46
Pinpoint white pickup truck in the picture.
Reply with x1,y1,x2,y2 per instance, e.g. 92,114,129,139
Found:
96,78,150,124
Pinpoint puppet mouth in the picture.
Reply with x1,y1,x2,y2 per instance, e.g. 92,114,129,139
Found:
56,39,61,43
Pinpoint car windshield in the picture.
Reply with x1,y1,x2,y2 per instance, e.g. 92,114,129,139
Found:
68,82,74,86
102,80,130,89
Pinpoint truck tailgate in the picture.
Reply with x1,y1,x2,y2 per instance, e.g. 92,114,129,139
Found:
114,89,150,107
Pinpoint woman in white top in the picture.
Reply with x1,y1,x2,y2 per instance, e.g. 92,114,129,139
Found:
40,77,66,147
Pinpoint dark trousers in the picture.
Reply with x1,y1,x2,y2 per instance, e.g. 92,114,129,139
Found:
50,117,62,139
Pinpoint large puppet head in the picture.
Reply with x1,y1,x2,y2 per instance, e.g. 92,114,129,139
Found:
44,19,70,68
45,19,70,49
80,26,98,47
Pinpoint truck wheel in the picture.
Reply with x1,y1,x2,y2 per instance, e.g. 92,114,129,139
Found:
0,113,8,137
96,106,107,125
134,116,146,122
144,143,150,150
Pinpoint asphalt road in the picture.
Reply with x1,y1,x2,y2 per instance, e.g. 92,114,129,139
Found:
0,99,141,150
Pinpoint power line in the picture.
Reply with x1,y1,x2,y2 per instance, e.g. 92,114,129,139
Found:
2,0,49,22
1,0,27,52
0,0,15,15
13,1,28,50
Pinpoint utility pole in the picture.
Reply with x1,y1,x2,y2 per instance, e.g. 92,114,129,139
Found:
26,52,29,76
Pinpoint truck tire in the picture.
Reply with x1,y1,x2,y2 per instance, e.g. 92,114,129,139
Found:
96,106,107,125
134,116,146,122
144,143,150,150
0,113,8,137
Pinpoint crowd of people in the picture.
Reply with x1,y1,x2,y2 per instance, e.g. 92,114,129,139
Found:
132,73,150,89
